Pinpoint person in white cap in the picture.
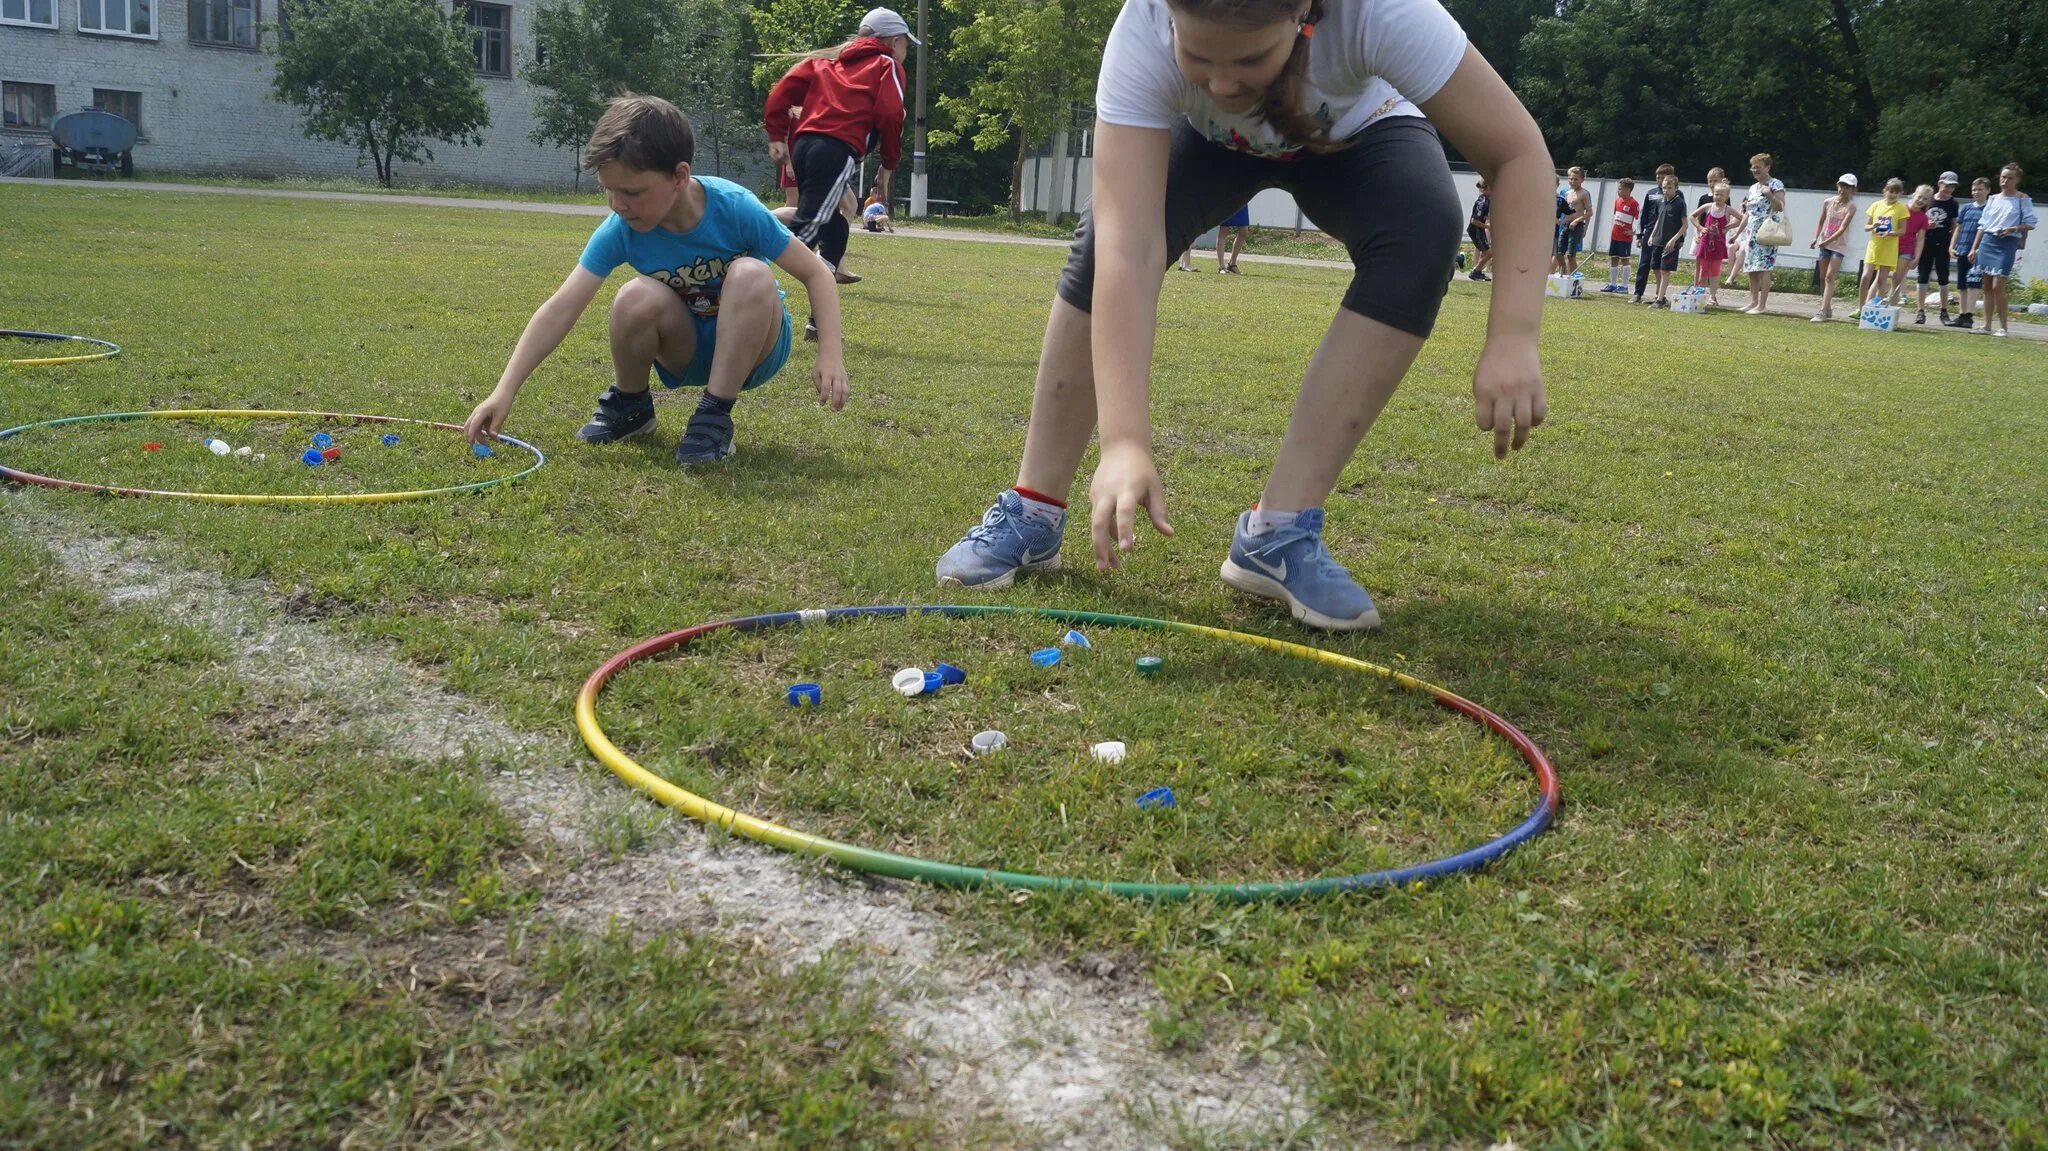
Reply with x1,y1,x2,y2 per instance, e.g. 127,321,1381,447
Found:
765,8,916,334
1809,174,1858,322
1915,171,1961,325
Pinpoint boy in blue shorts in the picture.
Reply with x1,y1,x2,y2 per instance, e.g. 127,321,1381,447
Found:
463,94,849,464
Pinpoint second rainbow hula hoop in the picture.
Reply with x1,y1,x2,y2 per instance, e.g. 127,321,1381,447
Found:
2,329,122,367
578,604,1560,902
0,409,544,505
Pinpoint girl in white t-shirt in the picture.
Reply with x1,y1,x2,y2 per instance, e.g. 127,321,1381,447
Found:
935,0,1551,631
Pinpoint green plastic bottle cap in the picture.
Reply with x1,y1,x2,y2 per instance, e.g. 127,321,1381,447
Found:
1135,655,1164,675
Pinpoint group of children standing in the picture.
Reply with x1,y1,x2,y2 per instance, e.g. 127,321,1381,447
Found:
1471,159,2036,333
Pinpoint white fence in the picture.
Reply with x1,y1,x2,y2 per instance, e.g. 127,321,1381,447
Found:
1020,151,2041,286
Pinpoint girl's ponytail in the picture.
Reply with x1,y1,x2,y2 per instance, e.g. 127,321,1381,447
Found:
1252,0,1333,151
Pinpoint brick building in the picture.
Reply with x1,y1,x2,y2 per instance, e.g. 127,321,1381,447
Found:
3,0,686,188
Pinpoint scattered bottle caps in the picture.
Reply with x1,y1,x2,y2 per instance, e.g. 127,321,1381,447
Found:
142,442,162,452
320,447,341,462
1091,740,1127,765
301,448,325,467
1061,628,1092,649
970,730,1008,755
1030,647,1061,668
1135,787,1176,809
473,442,494,458
381,433,401,446
934,662,966,686
786,682,822,707
312,432,333,449
202,437,231,456
892,667,929,697
1135,655,1164,676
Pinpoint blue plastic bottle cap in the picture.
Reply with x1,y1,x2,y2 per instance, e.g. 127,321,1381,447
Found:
312,432,333,449
921,671,945,695
1136,787,1176,809
381,433,401,446
473,442,493,458
301,448,325,467
1030,647,1061,668
786,682,822,707
1061,628,1092,649
935,662,966,686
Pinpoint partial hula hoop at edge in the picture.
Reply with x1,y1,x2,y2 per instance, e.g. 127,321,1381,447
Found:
577,604,1561,902
2,329,122,366
0,409,544,504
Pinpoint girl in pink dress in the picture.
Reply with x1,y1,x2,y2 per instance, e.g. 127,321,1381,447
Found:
1689,183,1744,307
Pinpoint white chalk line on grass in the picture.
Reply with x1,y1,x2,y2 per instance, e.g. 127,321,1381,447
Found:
4,497,1349,1151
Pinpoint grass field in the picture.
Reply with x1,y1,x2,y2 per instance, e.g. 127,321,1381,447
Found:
4,181,2047,1149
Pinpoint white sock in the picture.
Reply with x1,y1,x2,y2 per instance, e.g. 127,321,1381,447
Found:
1245,507,1300,536
1012,490,1066,529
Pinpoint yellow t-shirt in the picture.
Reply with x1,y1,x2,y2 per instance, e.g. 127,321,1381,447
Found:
1865,200,1910,267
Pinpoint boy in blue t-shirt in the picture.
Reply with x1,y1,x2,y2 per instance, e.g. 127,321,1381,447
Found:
464,94,848,465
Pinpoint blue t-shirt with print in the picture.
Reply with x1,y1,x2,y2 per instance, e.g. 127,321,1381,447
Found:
1955,201,1984,252
578,176,794,318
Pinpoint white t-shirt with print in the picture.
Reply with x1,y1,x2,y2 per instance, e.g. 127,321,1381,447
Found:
1094,0,1468,158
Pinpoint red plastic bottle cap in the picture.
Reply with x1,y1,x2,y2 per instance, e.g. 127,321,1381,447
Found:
321,447,341,461
142,442,163,451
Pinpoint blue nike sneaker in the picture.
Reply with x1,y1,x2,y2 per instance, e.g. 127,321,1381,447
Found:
935,490,1065,589
1220,508,1381,630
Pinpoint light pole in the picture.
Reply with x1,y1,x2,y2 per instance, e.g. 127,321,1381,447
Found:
910,0,929,217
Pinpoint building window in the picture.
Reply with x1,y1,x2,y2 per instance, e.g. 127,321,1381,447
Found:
189,0,256,47
1,0,58,29
2,81,57,130
92,88,142,134
79,0,155,36
460,2,508,76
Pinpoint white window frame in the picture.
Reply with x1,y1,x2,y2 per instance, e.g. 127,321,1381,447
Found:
78,0,159,38
0,0,59,29
460,0,510,77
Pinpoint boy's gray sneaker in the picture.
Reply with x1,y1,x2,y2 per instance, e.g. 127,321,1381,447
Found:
577,386,657,444
936,490,1065,589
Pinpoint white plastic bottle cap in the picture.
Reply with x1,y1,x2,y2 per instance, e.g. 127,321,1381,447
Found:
892,667,928,697
234,446,252,458
204,438,231,456
1091,740,1127,764
971,730,1007,755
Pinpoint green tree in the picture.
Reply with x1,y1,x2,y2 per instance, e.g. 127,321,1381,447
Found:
524,0,685,185
271,0,489,187
929,0,1118,221
750,0,866,92
671,0,760,178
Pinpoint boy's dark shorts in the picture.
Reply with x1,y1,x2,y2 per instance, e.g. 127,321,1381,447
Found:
1467,223,1490,252
1608,238,1634,260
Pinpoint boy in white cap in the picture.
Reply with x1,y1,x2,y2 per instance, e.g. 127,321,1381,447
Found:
1916,171,1961,324
766,8,916,334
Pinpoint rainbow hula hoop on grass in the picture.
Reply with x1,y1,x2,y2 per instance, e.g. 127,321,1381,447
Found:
577,604,1561,902
2,329,122,366
0,409,544,504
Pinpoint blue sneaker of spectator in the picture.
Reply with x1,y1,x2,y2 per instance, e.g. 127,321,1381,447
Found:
576,386,657,444
935,490,1065,589
1220,508,1381,630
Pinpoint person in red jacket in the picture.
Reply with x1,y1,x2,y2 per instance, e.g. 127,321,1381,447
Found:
766,7,912,333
